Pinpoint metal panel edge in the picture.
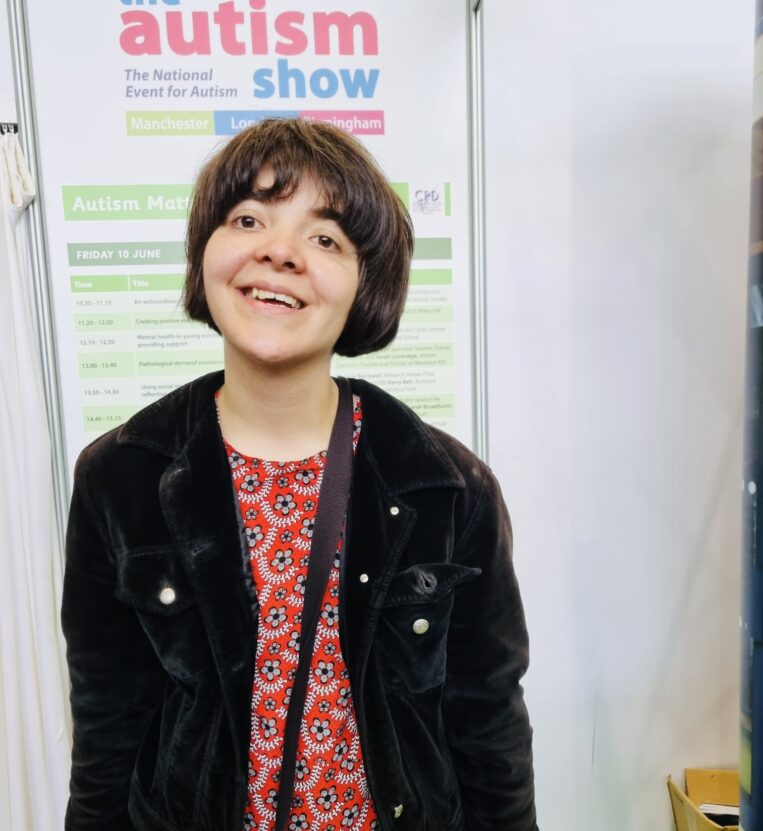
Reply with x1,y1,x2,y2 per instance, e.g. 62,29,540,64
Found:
7,0,70,561
468,0,488,461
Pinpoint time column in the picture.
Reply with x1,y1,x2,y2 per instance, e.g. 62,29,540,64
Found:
72,274,137,435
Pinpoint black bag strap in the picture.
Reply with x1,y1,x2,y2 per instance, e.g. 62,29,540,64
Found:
273,377,354,831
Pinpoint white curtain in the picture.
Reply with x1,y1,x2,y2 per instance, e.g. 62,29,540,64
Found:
0,131,71,829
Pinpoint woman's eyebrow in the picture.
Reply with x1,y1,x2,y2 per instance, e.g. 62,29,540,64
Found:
311,207,343,223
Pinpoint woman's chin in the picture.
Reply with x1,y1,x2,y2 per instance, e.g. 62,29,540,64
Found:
231,343,325,373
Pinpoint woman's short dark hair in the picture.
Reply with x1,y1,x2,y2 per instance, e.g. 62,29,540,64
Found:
183,118,414,357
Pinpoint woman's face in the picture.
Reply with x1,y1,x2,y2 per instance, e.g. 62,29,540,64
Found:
202,168,360,372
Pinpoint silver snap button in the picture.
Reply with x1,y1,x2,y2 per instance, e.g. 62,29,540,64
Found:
359,573,369,584
412,618,430,635
159,586,176,605
389,506,400,516
393,804,404,819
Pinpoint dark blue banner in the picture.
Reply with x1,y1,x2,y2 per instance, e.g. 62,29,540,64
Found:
741,116,763,831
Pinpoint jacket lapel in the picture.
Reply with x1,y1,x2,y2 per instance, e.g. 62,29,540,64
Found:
340,379,466,689
157,394,257,770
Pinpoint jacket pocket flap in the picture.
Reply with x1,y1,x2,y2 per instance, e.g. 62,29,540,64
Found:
115,547,195,616
383,562,482,607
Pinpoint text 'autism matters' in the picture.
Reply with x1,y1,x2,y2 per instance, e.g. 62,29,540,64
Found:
119,0,380,57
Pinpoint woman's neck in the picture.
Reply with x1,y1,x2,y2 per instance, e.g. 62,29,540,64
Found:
216,348,340,462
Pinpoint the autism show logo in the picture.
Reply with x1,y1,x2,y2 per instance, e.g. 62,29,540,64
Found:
118,0,380,99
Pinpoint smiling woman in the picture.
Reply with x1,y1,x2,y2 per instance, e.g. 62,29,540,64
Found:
61,118,538,831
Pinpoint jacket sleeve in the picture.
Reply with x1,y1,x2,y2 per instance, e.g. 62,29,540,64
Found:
61,458,164,830
441,468,538,830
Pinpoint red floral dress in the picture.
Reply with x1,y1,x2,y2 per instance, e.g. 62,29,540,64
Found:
222,395,378,831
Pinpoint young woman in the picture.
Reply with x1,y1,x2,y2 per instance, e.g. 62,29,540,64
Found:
62,119,537,831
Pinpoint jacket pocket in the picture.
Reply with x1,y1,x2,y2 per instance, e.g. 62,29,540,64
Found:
115,546,215,681
377,563,481,694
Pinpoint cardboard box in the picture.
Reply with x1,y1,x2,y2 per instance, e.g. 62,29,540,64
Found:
668,769,739,831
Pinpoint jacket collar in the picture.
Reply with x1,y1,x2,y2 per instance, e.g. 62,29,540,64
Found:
117,369,465,495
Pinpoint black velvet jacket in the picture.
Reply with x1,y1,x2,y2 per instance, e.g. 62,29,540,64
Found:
62,371,537,831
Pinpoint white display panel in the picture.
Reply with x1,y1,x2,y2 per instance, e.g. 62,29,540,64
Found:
22,0,475,478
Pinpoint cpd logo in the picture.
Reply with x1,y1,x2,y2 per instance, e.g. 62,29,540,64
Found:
413,187,443,215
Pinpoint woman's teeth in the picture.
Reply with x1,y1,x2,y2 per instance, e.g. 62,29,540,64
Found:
245,287,302,309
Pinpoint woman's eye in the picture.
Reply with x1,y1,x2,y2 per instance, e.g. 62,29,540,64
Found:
234,215,259,229
314,234,338,249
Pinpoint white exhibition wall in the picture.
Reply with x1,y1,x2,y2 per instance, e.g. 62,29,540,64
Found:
0,0,752,827
482,0,752,827
0,2,14,123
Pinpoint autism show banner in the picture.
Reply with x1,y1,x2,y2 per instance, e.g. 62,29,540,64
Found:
22,0,473,477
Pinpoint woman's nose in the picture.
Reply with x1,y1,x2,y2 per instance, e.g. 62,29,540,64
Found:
253,230,305,272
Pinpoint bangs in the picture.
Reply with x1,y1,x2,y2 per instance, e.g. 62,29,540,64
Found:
208,120,380,254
